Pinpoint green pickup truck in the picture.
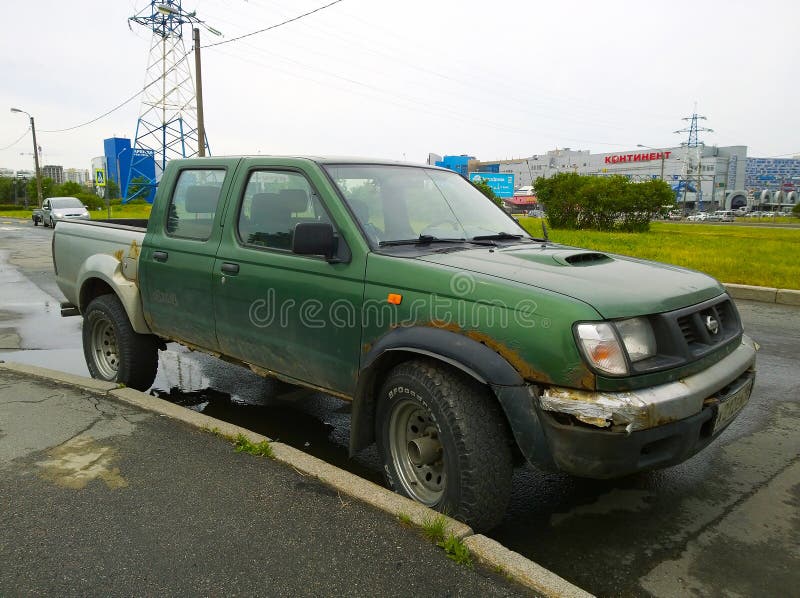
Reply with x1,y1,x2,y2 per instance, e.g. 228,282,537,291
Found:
53,157,757,530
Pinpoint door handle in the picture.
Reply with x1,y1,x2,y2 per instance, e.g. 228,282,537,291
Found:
221,262,240,274
153,250,168,262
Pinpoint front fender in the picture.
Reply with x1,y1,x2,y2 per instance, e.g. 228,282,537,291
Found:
350,326,551,468
77,254,151,334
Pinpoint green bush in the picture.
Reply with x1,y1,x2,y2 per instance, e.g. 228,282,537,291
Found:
793,203,800,217
74,193,106,210
534,173,673,232
0,204,33,212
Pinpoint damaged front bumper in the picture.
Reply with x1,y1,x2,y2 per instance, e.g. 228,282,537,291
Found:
532,335,757,478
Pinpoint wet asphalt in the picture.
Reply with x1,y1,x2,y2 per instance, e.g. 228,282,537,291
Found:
2,218,799,596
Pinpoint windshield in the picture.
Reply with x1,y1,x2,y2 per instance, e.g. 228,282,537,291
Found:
50,198,84,209
324,164,530,245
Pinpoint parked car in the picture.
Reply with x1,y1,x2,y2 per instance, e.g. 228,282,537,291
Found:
709,210,735,222
53,156,757,531
526,209,545,218
34,196,91,227
687,212,709,221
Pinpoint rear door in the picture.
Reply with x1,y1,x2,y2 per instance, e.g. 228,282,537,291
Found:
212,159,368,396
139,159,239,351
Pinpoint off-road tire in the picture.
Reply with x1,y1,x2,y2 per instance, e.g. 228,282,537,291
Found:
82,294,159,391
376,358,513,532
33,218,38,226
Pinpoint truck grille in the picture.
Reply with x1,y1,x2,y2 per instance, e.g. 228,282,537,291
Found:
631,295,742,375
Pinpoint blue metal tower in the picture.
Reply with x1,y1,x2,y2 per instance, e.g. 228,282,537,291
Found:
126,1,211,202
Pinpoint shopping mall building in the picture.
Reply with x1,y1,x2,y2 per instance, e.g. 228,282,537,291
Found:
432,146,800,213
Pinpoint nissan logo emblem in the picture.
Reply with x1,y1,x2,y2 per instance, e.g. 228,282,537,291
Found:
705,315,720,335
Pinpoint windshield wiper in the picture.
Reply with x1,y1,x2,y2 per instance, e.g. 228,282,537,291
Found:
379,235,495,247
471,232,525,241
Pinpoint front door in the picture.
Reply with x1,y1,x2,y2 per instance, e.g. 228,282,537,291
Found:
212,164,366,396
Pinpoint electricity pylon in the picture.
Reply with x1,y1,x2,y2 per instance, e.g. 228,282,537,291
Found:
127,1,218,201
675,110,713,212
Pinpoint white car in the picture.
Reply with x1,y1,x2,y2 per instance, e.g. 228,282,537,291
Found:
39,197,91,228
687,212,709,221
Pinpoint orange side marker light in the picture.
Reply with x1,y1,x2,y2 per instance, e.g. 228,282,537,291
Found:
387,293,402,305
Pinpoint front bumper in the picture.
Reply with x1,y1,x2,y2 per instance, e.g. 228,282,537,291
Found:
513,335,757,478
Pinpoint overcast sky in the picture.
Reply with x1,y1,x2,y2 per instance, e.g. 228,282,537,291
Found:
1,0,798,171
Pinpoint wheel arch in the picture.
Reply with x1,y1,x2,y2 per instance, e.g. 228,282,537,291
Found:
349,326,526,456
77,254,151,334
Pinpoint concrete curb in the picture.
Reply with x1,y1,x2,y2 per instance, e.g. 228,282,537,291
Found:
0,361,592,596
464,535,594,598
723,283,799,305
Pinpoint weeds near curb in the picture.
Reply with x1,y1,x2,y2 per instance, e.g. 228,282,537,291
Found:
201,427,274,459
438,534,473,568
397,512,413,527
417,515,472,568
421,515,447,544
234,433,274,458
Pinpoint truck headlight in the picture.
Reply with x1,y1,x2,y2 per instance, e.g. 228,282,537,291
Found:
575,322,628,375
614,317,656,363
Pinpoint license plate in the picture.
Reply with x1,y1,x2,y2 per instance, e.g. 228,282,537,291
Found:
713,379,753,434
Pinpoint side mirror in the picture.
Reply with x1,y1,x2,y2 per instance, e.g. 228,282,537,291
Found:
292,222,336,260
43,205,50,211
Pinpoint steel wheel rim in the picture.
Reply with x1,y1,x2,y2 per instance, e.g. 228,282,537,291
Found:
388,398,446,505
91,317,119,380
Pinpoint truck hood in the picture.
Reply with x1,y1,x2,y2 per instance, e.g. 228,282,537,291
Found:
418,244,725,319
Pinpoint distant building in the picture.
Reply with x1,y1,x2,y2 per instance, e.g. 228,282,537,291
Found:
434,145,749,211
745,157,800,212
0,167,14,178
41,164,64,185
434,155,474,177
64,168,91,186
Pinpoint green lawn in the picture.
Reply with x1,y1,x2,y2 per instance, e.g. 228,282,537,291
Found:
518,218,800,290
1,203,153,221
89,204,152,220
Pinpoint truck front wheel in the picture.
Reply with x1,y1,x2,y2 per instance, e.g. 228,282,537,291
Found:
375,359,513,532
82,294,158,391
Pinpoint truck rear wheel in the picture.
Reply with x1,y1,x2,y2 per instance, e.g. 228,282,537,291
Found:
82,294,158,391
375,359,513,532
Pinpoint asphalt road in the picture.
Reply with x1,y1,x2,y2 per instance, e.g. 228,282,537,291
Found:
0,370,521,597
2,218,799,596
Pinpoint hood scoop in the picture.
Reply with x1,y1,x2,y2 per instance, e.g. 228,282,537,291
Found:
557,251,613,266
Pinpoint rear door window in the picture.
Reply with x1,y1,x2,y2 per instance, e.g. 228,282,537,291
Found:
165,169,226,240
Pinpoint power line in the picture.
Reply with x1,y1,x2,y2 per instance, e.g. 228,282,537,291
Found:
0,127,31,151
32,0,344,136
39,91,143,133
202,0,344,49
38,50,192,134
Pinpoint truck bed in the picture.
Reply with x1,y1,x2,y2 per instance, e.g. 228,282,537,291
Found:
53,219,147,311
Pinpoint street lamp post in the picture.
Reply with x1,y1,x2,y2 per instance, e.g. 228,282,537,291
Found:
636,144,667,181
10,107,43,208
